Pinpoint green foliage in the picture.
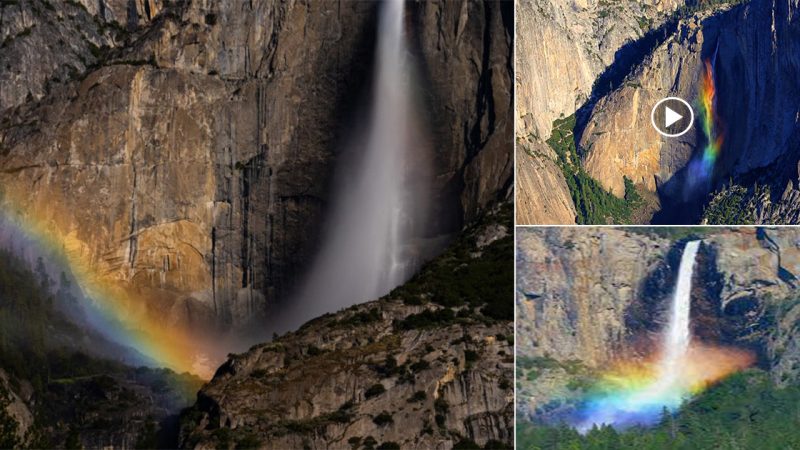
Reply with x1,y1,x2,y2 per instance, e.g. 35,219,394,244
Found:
362,436,378,450
372,411,393,427
0,250,203,447
281,407,355,435
389,202,513,322
453,439,482,449
484,440,513,450
365,383,386,399
338,307,382,327
545,115,644,224
517,369,800,449
134,419,158,449
407,391,427,402
410,360,430,373
702,184,760,225
235,431,262,449
376,442,401,450
0,251,88,388
636,15,652,31
395,308,456,330
517,356,561,371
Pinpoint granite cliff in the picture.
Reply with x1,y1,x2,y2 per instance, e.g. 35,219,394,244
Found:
0,0,512,333
515,0,681,224
179,202,514,449
0,0,513,447
516,0,800,224
516,227,800,420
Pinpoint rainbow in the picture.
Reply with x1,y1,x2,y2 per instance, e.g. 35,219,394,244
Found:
573,343,753,431
687,56,724,191
0,206,215,379
699,59,723,173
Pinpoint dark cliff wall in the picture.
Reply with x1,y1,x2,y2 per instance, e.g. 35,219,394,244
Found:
0,0,513,331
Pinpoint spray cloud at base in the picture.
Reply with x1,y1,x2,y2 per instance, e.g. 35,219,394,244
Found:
573,241,754,432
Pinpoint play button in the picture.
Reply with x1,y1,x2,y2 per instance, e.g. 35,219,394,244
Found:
664,107,682,127
651,97,694,137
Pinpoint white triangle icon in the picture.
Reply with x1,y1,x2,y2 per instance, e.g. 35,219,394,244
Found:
664,106,683,128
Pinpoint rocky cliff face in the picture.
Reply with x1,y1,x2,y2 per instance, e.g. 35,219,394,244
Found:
578,0,800,222
516,227,800,419
516,227,671,366
515,0,681,140
180,204,514,449
0,0,161,113
517,0,800,224
0,0,512,335
515,140,576,225
0,370,32,445
514,0,681,223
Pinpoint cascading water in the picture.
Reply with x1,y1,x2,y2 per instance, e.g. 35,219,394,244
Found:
270,0,426,334
575,240,704,431
658,240,700,386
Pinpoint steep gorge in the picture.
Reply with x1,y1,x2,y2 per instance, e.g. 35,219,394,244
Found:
515,0,682,224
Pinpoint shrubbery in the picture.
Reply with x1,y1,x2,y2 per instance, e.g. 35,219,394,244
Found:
389,202,513,325
517,369,800,449
544,115,644,224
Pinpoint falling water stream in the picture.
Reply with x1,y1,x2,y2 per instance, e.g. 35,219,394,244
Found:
658,240,700,386
270,0,424,334
576,240,702,431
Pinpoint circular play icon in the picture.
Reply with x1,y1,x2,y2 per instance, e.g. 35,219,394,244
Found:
651,97,694,137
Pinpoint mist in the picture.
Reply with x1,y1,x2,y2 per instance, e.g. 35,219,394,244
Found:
265,0,433,335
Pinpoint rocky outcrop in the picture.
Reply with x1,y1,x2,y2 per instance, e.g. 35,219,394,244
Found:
0,0,512,337
517,227,800,364
180,207,514,449
0,0,162,114
516,227,671,366
181,302,513,450
515,0,681,140
0,370,32,445
515,141,576,224
410,1,514,225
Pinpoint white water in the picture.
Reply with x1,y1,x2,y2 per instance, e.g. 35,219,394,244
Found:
658,240,700,382
271,0,423,333
576,240,702,431
637,240,701,402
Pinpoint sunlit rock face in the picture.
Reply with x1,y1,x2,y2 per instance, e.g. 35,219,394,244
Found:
578,0,800,221
0,0,512,339
514,0,681,223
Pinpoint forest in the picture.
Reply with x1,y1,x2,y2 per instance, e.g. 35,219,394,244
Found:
517,369,800,449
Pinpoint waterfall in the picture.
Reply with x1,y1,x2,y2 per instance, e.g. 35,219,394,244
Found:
659,240,700,382
576,240,703,431
270,0,424,334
